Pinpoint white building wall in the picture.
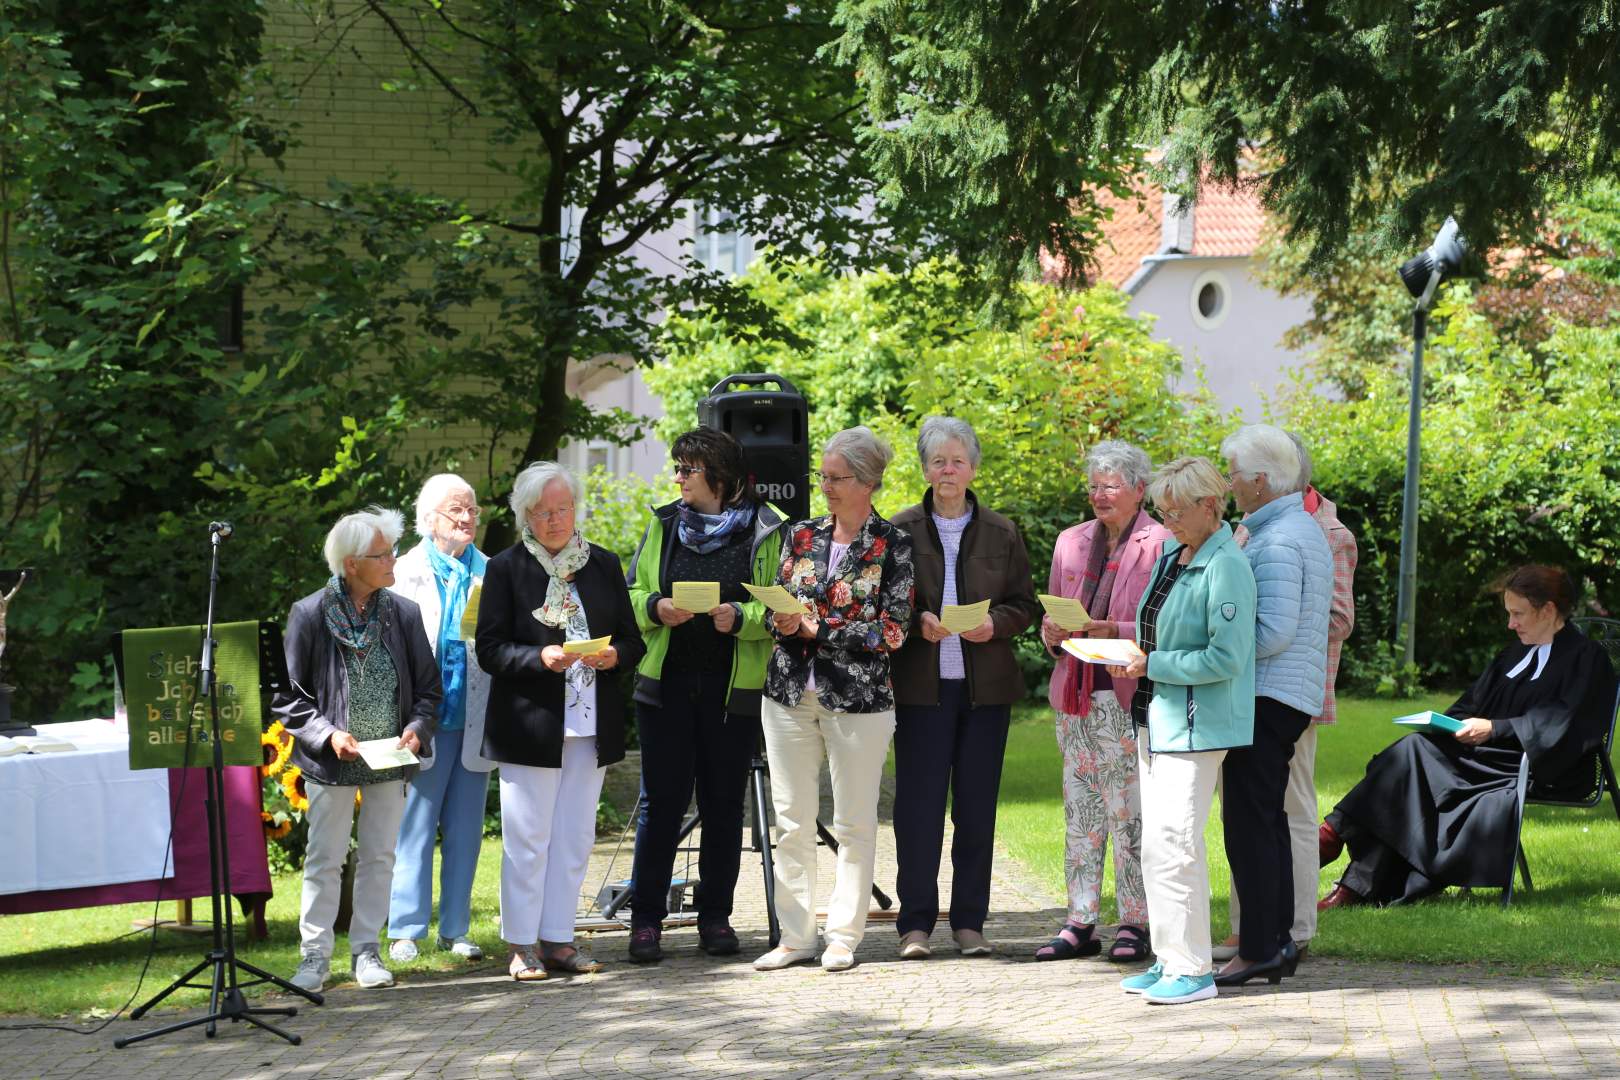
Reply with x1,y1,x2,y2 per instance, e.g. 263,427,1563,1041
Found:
1127,256,1315,419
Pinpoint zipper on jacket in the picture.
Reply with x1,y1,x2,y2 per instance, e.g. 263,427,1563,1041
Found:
1185,686,1196,744
925,496,979,707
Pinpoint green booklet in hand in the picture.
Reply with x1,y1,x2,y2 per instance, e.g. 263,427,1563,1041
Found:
1393,710,1464,733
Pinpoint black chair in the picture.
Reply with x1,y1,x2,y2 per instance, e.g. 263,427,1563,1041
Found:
1503,616,1620,906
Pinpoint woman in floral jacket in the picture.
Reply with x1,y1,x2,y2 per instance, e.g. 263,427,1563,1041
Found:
753,426,915,974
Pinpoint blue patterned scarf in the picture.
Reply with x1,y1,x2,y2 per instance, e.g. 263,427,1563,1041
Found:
677,502,755,554
424,541,488,731
322,575,392,653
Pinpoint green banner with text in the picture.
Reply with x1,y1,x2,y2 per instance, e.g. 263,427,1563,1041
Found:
122,621,262,770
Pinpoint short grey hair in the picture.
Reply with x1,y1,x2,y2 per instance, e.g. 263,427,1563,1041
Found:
916,416,982,468
1147,457,1228,510
414,473,477,540
509,461,584,523
823,426,894,492
324,506,405,579
1287,431,1313,489
1084,440,1153,489
1220,423,1304,497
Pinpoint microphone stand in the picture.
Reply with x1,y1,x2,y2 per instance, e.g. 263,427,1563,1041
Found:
116,523,316,1048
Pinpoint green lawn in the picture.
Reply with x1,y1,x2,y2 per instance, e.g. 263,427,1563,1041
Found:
997,694,1620,973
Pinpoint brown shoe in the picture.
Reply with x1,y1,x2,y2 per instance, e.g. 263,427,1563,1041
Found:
1319,821,1345,866
1317,882,1363,912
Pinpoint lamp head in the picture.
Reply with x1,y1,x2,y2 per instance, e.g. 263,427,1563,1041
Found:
1398,216,1466,308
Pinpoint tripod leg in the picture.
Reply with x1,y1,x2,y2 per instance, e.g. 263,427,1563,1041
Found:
113,1009,221,1049
599,791,644,921
233,955,322,1006
816,820,893,910
128,955,213,1020
751,760,781,948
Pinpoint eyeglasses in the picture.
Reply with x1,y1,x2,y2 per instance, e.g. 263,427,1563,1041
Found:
813,471,857,487
1156,508,1185,524
1087,482,1125,497
672,464,706,479
529,505,575,524
435,504,481,522
356,548,399,561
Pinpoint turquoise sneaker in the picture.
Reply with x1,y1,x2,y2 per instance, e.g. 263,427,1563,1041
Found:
1144,972,1217,1005
1120,960,1164,994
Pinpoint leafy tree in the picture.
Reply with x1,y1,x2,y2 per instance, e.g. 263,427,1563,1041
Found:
280,0,955,549
836,1,1620,276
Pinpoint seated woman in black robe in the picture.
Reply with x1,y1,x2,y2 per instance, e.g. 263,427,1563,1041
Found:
1318,565,1616,908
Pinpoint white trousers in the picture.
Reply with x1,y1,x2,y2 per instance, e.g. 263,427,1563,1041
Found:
1138,742,1225,978
1228,723,1319,943
300,779,409,957
498,736,605,945
761,690,895,951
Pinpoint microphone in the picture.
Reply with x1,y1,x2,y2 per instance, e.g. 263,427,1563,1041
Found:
209,521,234,540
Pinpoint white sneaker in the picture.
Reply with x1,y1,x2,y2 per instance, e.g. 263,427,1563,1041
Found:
289,950,329,993
820,943,857,972
437,935,483,960
352,945,395,988
388,939,419,963
752,945,817,971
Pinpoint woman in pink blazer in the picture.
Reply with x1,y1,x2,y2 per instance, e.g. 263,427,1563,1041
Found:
1036,441,1171,963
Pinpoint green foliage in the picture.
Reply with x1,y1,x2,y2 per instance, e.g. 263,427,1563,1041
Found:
579,466,679,566
838,2,1620,279
651,257,1224,689
1289,286,1620,687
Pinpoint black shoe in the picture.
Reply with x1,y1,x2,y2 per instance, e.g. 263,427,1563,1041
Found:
627,925,662,963
1213,953,1286,987
1280,939,1301,977
698,921,740,956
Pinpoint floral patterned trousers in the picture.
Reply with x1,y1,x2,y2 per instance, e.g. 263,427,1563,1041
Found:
1055,692,1148,926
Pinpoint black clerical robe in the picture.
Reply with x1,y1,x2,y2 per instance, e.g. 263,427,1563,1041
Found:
1333,623,1615,903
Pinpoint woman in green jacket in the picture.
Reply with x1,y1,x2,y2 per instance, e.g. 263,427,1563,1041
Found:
1108,456,1256,1006
624,428,788,962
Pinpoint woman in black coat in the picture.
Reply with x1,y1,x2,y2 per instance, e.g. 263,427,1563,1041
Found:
476,461,644,980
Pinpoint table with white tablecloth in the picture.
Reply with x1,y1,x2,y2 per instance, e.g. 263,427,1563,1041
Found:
0,718,272,926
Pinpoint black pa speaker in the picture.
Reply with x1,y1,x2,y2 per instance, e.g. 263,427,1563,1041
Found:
697,373,810,523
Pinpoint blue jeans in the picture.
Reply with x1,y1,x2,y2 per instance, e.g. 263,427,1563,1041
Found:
892,679,1011,936
387,728,491,941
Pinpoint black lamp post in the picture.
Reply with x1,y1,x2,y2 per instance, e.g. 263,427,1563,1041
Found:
1394,217,1467,667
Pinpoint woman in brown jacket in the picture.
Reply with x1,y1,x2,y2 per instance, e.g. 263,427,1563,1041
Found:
890,416,1039,959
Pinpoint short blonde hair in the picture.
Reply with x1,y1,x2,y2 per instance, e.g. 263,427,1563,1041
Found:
324,506,405,578
1147,456,1228,511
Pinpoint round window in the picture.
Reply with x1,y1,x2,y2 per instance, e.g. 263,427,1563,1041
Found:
1189,270,1231,330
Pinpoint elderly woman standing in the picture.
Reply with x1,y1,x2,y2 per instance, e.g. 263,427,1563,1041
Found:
276,507,442,993
1212,425,1331,988
753,426,914,973
477,462,645,981
1110,457,1255,1005
890,417,1039,959
385,475,497,965
1036,440,1170,962
624,429,788,962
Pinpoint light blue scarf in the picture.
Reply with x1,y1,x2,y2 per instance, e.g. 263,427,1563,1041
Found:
424,540,488,731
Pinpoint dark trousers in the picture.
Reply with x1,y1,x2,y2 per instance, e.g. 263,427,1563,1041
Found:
892,679,1011,936
1222,696,1312,961
629,668,757,927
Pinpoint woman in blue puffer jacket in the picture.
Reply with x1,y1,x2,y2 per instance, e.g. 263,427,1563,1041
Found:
1215,424,1332,988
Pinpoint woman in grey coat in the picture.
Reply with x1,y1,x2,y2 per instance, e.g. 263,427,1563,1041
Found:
274,506,442,994
1215,425,1332,986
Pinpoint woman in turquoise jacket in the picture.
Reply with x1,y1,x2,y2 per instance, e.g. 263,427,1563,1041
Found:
1108,456,1256,1006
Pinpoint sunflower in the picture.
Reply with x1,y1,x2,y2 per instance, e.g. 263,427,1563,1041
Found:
354,788,363,809
264,814,293,841
260,722,293,778
280,765,309,812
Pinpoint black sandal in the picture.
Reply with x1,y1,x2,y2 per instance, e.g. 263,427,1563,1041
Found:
1034,923,1101,961
1107,925,1150,962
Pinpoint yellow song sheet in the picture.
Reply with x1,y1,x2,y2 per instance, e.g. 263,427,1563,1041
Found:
742,582,813,614
1060,638,1144,666
563,636,613,655
939,599,991,635
458,583,482,640
1037,593,1091,632
671,581,721,613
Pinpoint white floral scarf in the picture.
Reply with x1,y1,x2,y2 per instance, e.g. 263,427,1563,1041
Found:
521,526,590,628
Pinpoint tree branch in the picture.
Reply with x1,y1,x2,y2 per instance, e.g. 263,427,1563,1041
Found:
362,0,481,117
